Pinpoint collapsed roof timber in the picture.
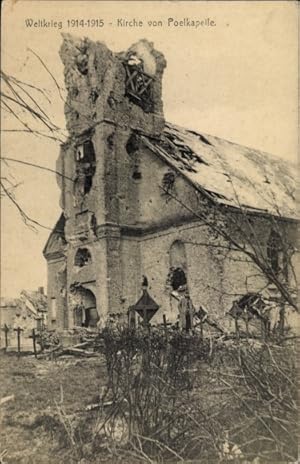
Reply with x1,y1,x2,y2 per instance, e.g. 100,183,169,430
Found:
143,121,297,220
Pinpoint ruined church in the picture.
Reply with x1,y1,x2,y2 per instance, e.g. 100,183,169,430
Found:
43,35,297,331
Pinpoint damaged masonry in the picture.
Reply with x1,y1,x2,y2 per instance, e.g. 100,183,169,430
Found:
43,34,298,336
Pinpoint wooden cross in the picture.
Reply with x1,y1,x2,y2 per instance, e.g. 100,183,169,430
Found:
29,328,37,358
13,326,24,357
2,324,9,351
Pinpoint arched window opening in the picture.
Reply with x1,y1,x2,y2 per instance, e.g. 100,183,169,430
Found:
75,140,96,164
83,173,93,194
267,230,281,276
123,54,154,113
171,267,187,291
168,240,188,291
74,248,92,267
126,133,140,155
74,140,96,203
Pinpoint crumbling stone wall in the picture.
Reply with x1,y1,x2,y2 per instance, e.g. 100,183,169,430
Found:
134,214,298,327
54,35,167,327
59,34,166,137
136,221,228,325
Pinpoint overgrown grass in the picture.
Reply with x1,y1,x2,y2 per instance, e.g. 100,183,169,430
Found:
0,353,106,463
1,330,298,464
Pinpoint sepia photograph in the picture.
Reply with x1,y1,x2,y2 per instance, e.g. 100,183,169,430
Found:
0,1,299,463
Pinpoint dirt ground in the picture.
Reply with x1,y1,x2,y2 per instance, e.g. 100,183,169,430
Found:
0,352,108,464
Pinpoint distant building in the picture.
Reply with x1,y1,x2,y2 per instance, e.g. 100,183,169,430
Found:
0,287,47,347
0,298,19,332
43,35,298,332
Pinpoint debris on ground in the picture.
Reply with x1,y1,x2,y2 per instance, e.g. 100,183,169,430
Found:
0,395,14,407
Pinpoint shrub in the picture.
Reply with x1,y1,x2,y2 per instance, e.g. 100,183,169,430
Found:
99,328,298,462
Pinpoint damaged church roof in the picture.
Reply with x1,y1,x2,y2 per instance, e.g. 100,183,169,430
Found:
142,122,298,220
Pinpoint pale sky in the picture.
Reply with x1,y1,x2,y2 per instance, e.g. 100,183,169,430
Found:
1,0,298,297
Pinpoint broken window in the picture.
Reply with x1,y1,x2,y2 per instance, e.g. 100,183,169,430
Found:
74,248,92,267
168,241,188,293
73,178,84,209
126,133,140,155
74,140,96,205
267,230,281,276
132,166,142,180
123,54,154,113
83,171,93,194
170,267,187,291
90,214,97,235
75,140,96,163
162,171,176,195
74,170,91,202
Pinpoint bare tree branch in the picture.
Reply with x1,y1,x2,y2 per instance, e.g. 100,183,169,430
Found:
1,157,74,182
1,180,52,231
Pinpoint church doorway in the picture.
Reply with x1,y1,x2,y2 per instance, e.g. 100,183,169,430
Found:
71,286,99,328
